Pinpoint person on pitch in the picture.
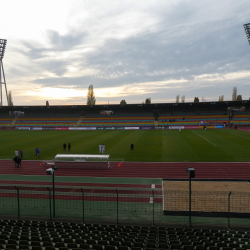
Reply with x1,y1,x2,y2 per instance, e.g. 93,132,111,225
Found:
130,143,134,152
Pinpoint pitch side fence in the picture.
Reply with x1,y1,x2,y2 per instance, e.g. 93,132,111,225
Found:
0,185,249,229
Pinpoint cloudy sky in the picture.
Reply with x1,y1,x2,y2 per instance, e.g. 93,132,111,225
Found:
1,0,250,105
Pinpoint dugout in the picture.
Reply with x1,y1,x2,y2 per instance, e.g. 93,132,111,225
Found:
54,154,110,169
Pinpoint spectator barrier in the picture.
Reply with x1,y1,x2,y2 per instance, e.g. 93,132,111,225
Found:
0,185,249,229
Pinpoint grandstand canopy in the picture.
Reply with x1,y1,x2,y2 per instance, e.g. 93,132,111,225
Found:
54,154,110,162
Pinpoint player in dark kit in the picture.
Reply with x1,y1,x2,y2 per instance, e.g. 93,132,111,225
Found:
130,143,134,152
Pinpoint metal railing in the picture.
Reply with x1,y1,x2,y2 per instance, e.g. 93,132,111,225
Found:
0,186,249,229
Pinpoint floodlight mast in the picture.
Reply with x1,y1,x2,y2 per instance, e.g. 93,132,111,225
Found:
0,39,9,106
243,23,250,45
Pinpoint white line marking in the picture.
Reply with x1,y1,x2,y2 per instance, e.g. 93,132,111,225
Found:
192,131,216,146
228,132,250,141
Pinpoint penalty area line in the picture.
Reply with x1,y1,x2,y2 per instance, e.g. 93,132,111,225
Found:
192,131,216,147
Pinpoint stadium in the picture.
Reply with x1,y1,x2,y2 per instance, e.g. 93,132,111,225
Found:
1,3,250,250
0,100,250,250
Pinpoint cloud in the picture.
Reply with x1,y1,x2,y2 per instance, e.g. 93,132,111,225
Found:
3,0,250,105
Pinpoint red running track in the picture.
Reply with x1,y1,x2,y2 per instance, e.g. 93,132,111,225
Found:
0,160,250,179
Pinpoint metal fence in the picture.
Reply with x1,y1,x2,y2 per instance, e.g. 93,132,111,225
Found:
0,186,250,229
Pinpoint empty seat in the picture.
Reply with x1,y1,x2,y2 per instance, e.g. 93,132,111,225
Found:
181,241,192,246
133,242,145,248
207,247,219,250
194,246,206,250
92,244,103,250
43,241,54,247
0,239,5,244
131,247,143,250
19,245,30,250
79,243,91,249
170,244,181,249
228,243,239,248
20,235,30,241
192,241,203,247
145,242,156,248
19,240,30,246
54,242,65,248
6,244,17,250
9,234,19,240
241,244,250,249
67,243,78,248
31,247,43,250
216,242,227,248
105,245,117,250
204,242,214,247
182,246,193,250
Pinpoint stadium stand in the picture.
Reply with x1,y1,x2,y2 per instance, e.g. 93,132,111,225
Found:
158,112,230,126
232,112,250,126
14,115,80,127
0,116,13,127
0,220,249,250
0,100,249,128
79,114,155,127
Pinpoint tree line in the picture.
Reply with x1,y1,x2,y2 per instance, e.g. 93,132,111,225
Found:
3,85,246,106
86,85,246,105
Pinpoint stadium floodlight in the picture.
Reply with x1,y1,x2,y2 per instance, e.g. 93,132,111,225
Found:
0,39,9,106
243,23,250,45
0,39,7,60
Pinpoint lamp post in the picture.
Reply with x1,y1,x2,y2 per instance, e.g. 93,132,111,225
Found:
186,166,195,227
46,165,58,217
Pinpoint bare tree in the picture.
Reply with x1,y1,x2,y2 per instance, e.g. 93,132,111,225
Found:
236,95,242,101
120,100,126,106
87,85,96,105
145,98,151,104
181,95,185,103
201,97,206,102
194,97,199,103
8,91,13,106
232,87,237,101
218,95,224,102
176,95,180,103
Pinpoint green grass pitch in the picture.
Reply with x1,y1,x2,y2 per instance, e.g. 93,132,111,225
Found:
1,129,250,162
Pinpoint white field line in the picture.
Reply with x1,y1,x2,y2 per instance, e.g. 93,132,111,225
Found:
228,132,250,141
192,131,216,147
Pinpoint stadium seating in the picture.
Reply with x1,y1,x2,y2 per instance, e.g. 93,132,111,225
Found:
14,115,79,127
0,116,13,127
1,111,250,128
232,112,250,126
0,219,249,250
158,112,230,126
79,114,155,127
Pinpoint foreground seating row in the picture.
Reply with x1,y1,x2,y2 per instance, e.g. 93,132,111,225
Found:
0,220,250,250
